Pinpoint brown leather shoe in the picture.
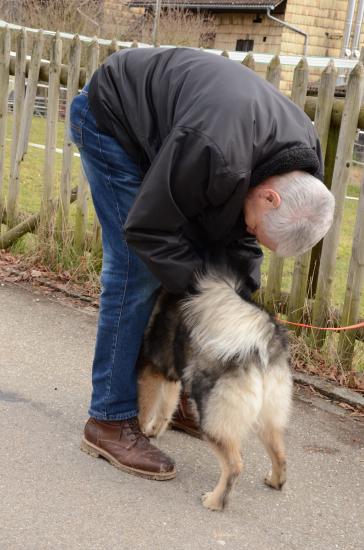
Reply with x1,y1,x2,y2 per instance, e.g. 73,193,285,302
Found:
81,417,176,480
170,393,202,439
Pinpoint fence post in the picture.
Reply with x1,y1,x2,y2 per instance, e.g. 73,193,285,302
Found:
40,32,62,237
264,55,283,313
74,37,99,254
221,50,229,58
337,179,364,369
56,34,81,242
0,25,10,224
241,53,255,71
9,29,27,180
314,60,337,158
312,62,364,344
286,58,313,328
265,54,281,89
7,29,44,228
308,124,340,297
82,37,102,257
107,38,119,57
307,60,337,296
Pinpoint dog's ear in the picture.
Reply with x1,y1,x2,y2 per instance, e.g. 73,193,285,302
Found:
234,282,252,302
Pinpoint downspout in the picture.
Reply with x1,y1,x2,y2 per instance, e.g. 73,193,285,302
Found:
266,7,308,56
341,0,357,57
351,0,364,57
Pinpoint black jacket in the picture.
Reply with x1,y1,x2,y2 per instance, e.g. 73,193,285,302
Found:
89,47,323,293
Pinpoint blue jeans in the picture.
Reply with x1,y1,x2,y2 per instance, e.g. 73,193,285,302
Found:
69,84,160,420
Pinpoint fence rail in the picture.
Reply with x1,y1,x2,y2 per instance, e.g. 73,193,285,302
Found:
0,22,363,369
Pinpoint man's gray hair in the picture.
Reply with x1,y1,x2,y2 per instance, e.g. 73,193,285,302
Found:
263,171,335,257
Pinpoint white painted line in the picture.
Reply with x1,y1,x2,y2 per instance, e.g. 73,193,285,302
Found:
27,141,80,158
6,138,80,157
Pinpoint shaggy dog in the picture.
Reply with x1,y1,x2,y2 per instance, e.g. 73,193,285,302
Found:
138,269,292,511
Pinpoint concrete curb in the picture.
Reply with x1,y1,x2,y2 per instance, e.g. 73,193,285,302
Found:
293,371,364,409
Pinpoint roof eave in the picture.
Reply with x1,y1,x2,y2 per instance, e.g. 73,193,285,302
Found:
129,2,284,11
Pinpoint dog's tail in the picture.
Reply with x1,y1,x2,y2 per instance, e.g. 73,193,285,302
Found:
181,269,282,368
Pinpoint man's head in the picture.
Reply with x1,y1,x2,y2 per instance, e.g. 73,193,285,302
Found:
243,170,335,256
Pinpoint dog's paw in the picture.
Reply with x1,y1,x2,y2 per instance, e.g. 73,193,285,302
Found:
201,491,224,511
143,417,169,438
264,471,286,490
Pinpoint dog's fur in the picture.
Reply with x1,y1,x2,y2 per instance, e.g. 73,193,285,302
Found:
138,269,292,511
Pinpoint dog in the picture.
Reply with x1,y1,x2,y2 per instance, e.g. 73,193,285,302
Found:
138,268,292,511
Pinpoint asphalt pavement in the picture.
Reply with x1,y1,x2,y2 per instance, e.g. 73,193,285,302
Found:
0,283,363,550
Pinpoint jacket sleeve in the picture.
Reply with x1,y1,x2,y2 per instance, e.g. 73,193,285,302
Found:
124,128,241,293
225,229,264,294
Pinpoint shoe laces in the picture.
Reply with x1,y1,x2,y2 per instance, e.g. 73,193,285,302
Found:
125,417,149,444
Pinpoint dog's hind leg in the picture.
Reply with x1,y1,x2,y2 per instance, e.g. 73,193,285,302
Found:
259,426,287,490
201,437,243,511
258,365,292,490
200,368,263,510
138,364,181,437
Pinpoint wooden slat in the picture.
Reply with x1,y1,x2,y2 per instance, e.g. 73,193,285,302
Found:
312,62,364,343
265,54,281,89
7,29,44,228
306,61,338,298
40,32,62,235
0,25,10,223
337,178,364,368
264,56,284,313
107,38,119,57
241,53,255,71
286,58,312,328
74,37,99,253
9,29,27,185
56,34,81,240
314,60,337,158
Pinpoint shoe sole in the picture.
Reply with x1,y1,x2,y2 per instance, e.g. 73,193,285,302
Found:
80,438,176,481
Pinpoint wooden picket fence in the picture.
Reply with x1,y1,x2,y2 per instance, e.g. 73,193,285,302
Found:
0,24,363,369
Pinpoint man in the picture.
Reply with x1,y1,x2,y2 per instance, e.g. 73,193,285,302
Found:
69,47,334,481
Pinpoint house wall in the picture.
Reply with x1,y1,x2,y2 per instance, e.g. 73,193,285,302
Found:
213,12,283,54
101,0,143,38
102,1,364,93
279,0,364,91
281,0,348,58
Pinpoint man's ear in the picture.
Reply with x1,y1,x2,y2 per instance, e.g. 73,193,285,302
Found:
261,188,281,209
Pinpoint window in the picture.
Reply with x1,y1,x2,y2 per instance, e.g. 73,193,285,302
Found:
236,39,254,52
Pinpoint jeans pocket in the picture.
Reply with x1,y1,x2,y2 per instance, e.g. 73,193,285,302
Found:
69,123,83,148
69,91,90,148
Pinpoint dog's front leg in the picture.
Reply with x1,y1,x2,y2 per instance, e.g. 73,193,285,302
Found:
202,438,243,511
138,365,181,437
